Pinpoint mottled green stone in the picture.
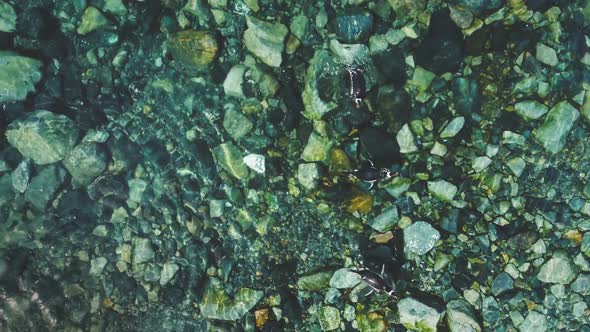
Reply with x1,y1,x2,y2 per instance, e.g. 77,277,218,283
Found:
212,142,250,180
0,52,42,103
6,110,79,165
297,271,333,291
533,101,579,154
199,282,263,321
243,16,287,67
398,297,442,332
318,306,340,331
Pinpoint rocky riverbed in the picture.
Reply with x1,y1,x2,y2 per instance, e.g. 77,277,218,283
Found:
1,0,590,331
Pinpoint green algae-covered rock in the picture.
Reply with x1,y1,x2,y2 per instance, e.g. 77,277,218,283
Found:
403,221,440,257
133,238,155,264
243,16,287,67
297,163,321,190
167,30,219,68
533,101,579,154
302,50,340,120
6,110,79,165
297,271,333,291
368,206,399,232
63,142,108,186
428,179,458,202
357,312,387,332
514,100,549,121
537,251,578,284
0,52,42,103
446,299,481,332
212,142,250,180
0,1,16,32
199,281,263,321
329,268,361,289
398,297,442,332
223,108,253,140
318,306,340,331
77,6,110,35
301,132,334,163
24,164,66,210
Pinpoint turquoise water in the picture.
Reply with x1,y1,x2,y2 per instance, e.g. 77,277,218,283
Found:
1,0,590,331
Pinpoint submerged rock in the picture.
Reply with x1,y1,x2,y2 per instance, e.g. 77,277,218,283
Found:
533,101,579,154
243,16,288,67
414,9,464,74
0,2,16,32
318,306,340,331
11,159,31,194
212,142,250,180
24,164,66,210
446,299,482,332
537,251,578,284
133,238,155,265
398,297,442,332
167,30,219,68
297,271,333,291
301,133,334,163
332,11,373,43
302,50,341,120
6,110,79,165
329,268,361,289
63,142,108,186
514,101,549,121
199,281,264,321
397,124,418,154
536,43,558,67
77,6,110,35
223,108,253,140
0,52,43,103
404,221,440,257
428,179,458,202
519,311,547,332
298,163,321,190
368,206,400,232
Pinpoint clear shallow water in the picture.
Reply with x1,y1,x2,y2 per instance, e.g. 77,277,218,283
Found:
1,0,590,331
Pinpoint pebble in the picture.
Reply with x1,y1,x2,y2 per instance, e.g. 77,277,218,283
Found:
403,221,440,256
398,297,442,331
533,101,579,154
537,251,578,284
536,43,559,67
